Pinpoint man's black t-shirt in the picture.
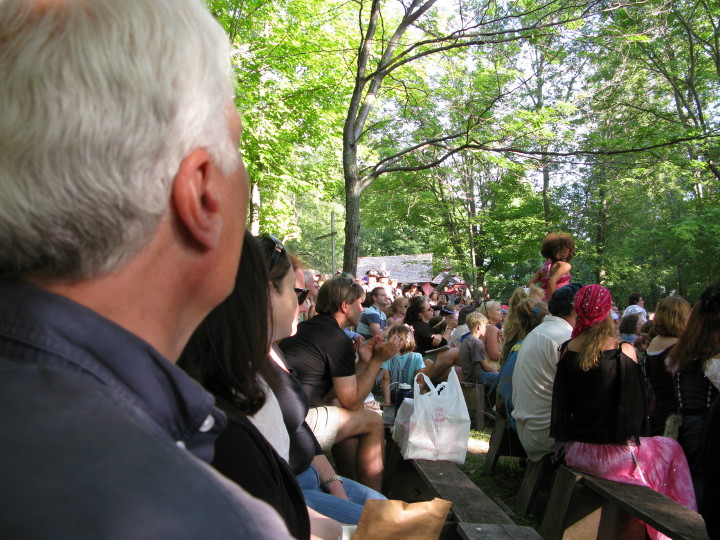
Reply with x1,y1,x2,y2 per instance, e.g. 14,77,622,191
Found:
279,314,355,407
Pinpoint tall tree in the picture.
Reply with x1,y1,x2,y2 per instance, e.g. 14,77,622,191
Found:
340,0,609,274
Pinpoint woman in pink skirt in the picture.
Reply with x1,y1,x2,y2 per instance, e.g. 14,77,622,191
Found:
550,284,696,540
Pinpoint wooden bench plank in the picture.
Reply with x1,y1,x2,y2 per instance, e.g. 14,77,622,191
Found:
458,523,542,539
513,454,551,516
412,459,514,525
541,465,709,540
581,474,709,540
485,416,527,474
460,382,486,430
539,464,584,540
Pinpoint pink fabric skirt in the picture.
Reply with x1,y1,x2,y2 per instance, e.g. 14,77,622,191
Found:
565,438,696,540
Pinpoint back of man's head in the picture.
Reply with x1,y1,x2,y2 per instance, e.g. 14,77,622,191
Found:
316,276,364,316
0,0,237,280
548,283,582,318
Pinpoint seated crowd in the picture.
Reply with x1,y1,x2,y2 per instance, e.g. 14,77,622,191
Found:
1,3,718,538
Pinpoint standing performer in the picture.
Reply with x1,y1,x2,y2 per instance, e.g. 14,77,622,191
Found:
528,232,575,301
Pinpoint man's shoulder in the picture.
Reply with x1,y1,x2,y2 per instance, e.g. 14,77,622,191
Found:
623,305,647,318
0,359,289,539
360,307,382,322
288,314,347,345
525,317,571,345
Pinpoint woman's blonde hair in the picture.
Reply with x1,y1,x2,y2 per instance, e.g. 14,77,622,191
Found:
386,296,409,317
528,283,545,301
577,314,616,371
501,298,547,362
478,300,500,319
504,288,531,343
653,296,691,338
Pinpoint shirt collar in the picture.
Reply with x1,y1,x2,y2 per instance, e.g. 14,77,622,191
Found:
543,314,574,330
0,278,225,462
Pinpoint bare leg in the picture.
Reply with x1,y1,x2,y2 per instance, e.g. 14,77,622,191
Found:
332,408,385,491
453,365,464,382
430,348,460,383
331,437,357,480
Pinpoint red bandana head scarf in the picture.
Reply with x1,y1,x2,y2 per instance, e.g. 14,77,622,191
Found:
572,284,613,338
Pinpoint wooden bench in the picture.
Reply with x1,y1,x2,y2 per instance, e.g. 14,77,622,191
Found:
460,381,489,430
539,464,709,540
513,454,553,516
484,415,527,474
383,439,541,539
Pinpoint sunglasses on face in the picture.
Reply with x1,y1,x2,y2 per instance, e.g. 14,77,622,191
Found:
295,287,309,305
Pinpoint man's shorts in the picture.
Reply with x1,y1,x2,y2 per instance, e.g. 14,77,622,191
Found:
306,405,341,452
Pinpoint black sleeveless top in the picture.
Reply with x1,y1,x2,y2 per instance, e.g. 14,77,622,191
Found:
645,346,678,435
551,342,649,445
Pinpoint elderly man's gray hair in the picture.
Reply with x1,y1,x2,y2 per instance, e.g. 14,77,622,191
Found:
0,0,238,279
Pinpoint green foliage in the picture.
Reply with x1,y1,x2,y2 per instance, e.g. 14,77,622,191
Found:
208,0,719,297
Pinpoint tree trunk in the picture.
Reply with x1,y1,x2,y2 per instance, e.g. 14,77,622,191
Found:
249,180,260,236
596,183,607,285
542,161,552,226
343,157,362,274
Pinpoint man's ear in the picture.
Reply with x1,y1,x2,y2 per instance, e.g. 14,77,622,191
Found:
172,148,222,249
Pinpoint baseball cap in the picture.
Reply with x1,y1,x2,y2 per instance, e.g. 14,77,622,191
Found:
548,283,582,316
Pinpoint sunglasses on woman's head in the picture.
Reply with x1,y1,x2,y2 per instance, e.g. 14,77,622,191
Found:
265,235,286,272
295,288,309,305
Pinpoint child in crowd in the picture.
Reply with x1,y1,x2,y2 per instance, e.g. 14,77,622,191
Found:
380,325,426,407
527,232,575,301
459,312,498,386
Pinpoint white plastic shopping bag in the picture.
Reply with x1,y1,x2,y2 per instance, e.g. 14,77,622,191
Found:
396,369,470,464
391,398,414,448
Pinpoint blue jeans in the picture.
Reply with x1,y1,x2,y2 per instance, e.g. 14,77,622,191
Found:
297,465,387,524
479,370,499,387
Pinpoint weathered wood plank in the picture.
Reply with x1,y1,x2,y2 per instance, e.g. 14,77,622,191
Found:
539,465,584,540
513,454,552,516
540,465,710,540
412,459,514,525
581,474,709,540
457,523,542,539
485,416,527,474
460,382,486,430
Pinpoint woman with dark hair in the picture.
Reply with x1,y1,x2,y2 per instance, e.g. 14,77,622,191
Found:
256,236,386,525
405,296,459,382
667,283,720,501
618,313,642,344
551,285,695,539
527,232,575,301
645,296,691,437
179,231,332,539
